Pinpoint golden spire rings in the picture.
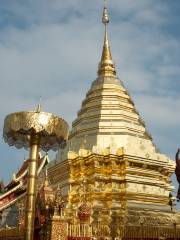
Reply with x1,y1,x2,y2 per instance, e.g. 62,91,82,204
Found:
98,0,116,77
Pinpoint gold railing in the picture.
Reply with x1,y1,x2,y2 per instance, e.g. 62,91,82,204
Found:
0,224,180,239
111,225,180,239
68,224,92,237
68,224,180,239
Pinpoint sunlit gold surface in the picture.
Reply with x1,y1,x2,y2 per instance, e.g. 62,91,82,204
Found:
24,135,40,240
3,111,68,151
49,148,180,238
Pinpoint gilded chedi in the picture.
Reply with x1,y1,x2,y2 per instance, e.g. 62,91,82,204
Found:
48,4,180,239
54,4,175,204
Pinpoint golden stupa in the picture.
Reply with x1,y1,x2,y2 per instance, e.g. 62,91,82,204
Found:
0,2,180,240
48,2,180,239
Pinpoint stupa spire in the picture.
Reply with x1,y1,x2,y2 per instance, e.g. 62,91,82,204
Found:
36,96,42,113
98,0,116,77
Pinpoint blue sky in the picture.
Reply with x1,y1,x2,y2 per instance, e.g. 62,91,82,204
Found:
0,0,180,199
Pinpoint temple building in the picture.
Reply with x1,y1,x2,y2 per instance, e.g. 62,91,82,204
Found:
1,3,180,240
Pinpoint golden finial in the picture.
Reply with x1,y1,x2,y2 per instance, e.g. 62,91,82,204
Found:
98,0,116,77
102,0,109,24
36,96,42,113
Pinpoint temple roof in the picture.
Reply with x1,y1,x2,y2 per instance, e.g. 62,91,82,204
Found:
0,154,49,212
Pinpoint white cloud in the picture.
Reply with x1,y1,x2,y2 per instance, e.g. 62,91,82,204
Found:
136,95,180,127
0,0,179,190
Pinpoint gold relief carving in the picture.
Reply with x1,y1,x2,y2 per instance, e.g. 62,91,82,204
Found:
102,147,110,155
53,150,176,237
125,212,175,227
112,182,120,191
117,147,124,156
50,221,67,240
97,182,106,191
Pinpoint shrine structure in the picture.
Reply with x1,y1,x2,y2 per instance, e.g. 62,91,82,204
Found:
0,2,180,240
48,3,180,239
